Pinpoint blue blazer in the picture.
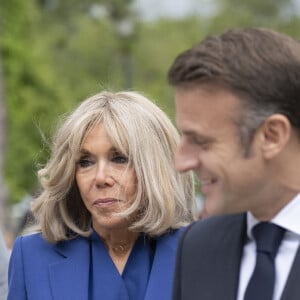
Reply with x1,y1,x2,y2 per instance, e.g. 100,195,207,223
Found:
8,228,184,300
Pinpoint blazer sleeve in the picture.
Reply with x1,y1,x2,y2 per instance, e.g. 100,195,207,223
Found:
7,236,27,300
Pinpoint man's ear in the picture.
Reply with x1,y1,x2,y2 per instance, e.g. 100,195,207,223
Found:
259,114,291,159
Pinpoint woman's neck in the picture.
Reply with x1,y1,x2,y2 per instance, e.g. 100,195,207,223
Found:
93,226,140,274
93,225,139,254
101,231,139,256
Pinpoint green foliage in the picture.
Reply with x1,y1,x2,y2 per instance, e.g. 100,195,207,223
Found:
208,0,300,33
1,0,73,202
131,17,209,119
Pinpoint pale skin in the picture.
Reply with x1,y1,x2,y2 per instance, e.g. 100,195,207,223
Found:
174,84,300,221
76,124,139,274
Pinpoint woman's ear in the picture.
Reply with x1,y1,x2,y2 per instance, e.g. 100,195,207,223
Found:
259,114,291,159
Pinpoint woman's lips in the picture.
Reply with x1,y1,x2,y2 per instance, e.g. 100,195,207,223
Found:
93,198,120,207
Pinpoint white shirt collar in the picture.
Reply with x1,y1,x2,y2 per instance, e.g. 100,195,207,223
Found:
247,193,300,239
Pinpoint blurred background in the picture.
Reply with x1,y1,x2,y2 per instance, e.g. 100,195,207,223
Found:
1,0,300,248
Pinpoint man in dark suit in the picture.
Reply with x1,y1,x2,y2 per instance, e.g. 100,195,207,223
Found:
168,28,300,300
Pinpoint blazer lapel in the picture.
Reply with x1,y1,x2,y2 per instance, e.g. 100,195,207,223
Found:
280,244,300,300
144,228,184,300
198,214,247,299
216,217,246,299
49,237,90,300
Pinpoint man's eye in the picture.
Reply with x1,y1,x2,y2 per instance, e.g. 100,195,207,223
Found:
77,158,92,168
189,137,210,149
195,139,208,146
112,153,128,164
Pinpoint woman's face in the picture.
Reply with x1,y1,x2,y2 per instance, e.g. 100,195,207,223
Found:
75,124,137,234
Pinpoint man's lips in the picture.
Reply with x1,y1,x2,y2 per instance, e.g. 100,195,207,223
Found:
200,179,215,186
93,198,120,207
199,178,217,194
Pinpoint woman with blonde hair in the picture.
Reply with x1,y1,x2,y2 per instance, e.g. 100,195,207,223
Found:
8,91,197,300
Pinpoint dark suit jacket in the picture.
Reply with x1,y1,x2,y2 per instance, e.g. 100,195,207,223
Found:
8,228,184,300
172,214,300,300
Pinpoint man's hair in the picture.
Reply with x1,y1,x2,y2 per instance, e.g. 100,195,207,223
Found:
168,28,300,148
32,91,197,243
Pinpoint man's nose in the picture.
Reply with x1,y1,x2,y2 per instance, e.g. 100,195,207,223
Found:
175,141,199,173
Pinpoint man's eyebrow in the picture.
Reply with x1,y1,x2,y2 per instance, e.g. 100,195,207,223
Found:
181,130,216,142
181,130,203,138
181,130,196,135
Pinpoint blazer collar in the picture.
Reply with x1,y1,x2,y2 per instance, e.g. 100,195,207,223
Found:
48,229,183,300
199,214,247,299
49,237,90,300
217,214,247,299
280,241,300,300
144,228,184,300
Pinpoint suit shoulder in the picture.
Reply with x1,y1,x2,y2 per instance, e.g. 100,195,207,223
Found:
181,214,246,247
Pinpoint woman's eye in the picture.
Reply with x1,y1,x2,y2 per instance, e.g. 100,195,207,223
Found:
112,153,128,164
77,158,92,168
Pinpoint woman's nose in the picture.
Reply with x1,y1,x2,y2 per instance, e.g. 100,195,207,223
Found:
94,162,114,187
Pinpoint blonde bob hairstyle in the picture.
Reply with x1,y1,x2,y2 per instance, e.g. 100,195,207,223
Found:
32,91,197,243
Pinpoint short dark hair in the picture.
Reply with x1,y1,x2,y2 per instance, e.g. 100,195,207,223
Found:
168,28,300,141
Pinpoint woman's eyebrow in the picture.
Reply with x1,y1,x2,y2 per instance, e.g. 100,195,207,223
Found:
78,148,91,155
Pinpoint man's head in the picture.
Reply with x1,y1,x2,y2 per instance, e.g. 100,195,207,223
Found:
168,28,300,219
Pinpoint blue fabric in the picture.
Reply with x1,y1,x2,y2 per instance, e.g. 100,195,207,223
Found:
90,232,152,300
7,228,185,300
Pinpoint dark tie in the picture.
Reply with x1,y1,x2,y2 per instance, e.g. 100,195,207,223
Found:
244,222,285,300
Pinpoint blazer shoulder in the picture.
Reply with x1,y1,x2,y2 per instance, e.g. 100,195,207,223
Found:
13,232,48,249
12,232,89,259
159,227,185,242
